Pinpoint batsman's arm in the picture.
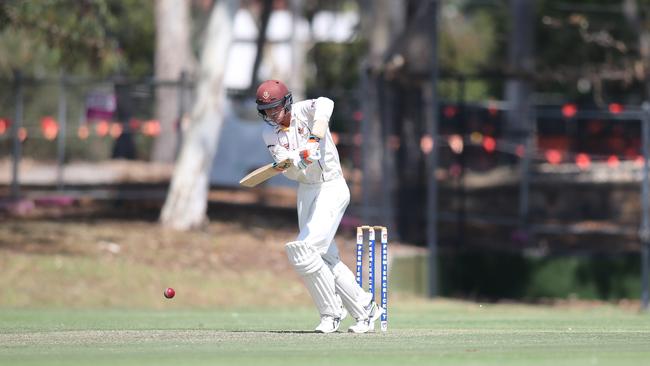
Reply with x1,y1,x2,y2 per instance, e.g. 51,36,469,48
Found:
263,128,294,165
307,97,334,139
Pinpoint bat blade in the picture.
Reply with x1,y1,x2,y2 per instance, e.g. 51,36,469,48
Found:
239,158,292,187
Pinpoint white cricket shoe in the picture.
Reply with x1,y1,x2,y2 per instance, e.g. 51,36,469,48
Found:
347,301,384,334
314,315,341,333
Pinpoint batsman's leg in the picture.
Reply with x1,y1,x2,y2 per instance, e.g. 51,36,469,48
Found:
285,241,343,333
326,255,383,333
330,260,373,316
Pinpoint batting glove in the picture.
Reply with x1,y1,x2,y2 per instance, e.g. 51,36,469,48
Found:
296,159,309,170
305,135,321,152
295,149,317,169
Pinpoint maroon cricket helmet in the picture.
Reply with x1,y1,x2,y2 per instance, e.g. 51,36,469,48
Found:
255,80,292,112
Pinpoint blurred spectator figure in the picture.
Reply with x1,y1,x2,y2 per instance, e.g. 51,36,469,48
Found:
112,77,136,160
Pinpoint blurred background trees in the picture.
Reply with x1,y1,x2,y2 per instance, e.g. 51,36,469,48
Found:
2,0,650,104
3,0,650,302
0,0,154,77
3,0,650,235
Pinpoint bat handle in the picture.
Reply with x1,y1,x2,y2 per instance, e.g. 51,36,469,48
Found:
272,161,288,171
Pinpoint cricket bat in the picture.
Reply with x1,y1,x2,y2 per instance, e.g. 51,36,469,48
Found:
239,158,292,187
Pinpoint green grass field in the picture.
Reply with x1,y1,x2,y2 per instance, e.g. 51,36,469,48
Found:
2,219,650,365
2,300,650,366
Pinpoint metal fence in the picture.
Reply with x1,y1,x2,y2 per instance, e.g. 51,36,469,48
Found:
0,73,192,197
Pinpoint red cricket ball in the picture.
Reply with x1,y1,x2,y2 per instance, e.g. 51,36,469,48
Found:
164,287,175,299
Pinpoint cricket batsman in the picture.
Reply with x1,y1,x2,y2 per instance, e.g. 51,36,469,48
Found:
255,80,384,333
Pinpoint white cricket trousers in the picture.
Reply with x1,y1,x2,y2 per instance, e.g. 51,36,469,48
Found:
296,176,349,264
296,177,373,320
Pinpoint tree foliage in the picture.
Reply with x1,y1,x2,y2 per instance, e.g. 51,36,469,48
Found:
532,0,647,103
0,0,154,77
473,0,650,104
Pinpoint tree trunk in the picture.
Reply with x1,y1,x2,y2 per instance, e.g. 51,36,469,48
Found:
358,0,404,226
289,0,306,101
152,0,195,163
249,0,273,94
504,0,534,141
623,0,650,99
160,0,239,230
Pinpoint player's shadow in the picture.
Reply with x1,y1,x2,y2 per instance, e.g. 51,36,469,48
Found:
268,330,320,334
228,330,328,334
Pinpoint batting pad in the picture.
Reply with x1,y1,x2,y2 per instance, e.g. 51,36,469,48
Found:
286,241,340,318
330,260,372,320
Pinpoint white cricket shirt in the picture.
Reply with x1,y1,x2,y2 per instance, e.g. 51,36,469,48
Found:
262,97,343,184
